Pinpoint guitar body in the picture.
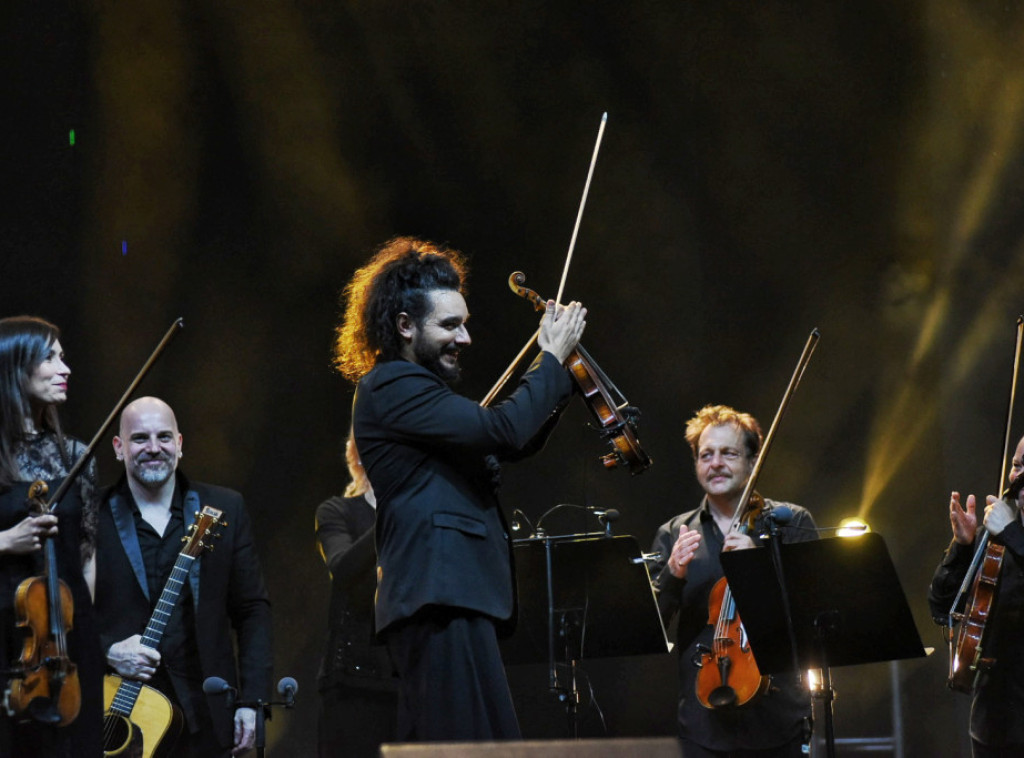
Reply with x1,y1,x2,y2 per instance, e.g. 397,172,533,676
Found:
103,675,183,758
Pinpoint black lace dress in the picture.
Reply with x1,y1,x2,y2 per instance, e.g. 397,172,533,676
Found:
0,433,103,757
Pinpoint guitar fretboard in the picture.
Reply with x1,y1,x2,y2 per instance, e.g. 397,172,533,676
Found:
107,553,195,717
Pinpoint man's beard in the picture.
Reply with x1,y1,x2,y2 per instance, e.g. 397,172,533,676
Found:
130,455,176,487
414,340,462,384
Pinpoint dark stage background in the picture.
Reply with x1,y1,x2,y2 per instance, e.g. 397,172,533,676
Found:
6,1,1024,754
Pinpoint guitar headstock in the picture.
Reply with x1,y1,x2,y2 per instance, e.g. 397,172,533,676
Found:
181,505,225,557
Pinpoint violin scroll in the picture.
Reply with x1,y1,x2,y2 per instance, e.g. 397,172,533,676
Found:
507,272,652,475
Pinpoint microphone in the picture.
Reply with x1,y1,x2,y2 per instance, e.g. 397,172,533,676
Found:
276,677,298,707
765,505,794,525
590,507,620,537
203,676,236,707
510,508,535,537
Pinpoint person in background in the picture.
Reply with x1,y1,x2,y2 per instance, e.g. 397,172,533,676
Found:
929,434,1024,758
0,315,103,758
315,433,397,757
649,404,815,758
93,396,272,757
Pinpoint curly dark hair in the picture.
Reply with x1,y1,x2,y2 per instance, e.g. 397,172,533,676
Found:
334,237,468,382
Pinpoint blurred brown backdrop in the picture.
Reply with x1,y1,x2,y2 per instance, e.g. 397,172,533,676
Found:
6,1,1024,754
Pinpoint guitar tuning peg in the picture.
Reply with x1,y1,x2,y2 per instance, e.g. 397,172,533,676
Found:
180,535,190,544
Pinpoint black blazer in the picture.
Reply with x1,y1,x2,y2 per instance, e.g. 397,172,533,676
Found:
353,352,572,634
93,472,273,750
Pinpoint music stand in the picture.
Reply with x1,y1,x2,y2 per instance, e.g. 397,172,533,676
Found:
721,533,926,758
501,534,669,736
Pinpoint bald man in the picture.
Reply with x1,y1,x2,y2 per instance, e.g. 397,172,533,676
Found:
92,397,272,757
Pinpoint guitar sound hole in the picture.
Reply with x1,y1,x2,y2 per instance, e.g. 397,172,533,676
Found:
102,714,132,754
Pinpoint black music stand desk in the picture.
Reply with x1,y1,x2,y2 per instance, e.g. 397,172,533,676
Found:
501,534,669,735
721,532,926,757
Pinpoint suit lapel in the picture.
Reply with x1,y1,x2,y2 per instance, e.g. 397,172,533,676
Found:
108,490,149,602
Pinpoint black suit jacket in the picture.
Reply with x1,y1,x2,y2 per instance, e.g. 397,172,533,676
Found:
93,472,273,750
353,352,572,635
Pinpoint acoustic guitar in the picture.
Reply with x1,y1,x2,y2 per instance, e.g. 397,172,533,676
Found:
102,505,223,758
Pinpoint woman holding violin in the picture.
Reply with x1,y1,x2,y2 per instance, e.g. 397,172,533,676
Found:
929,435,1024,758
0,316,102,757
649,405,815,758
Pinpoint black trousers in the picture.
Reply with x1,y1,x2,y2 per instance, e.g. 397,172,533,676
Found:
317,683,397,758
385,607,520,742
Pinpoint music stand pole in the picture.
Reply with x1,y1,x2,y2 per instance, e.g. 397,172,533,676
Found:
812,612,840,758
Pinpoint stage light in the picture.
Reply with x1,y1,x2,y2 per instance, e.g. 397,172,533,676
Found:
836,518,870,538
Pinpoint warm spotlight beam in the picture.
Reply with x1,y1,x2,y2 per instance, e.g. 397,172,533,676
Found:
859,301,1024,520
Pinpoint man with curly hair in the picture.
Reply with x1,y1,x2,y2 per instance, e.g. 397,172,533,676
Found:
334,236,586,742
649,404,816,757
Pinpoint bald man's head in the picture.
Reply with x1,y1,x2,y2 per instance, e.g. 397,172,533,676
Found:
113,397,183,491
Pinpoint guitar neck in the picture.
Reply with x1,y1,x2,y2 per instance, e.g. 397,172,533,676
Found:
107,551,195,718
141,552,196,650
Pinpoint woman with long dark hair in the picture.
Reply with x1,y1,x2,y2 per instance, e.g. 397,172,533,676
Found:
0,315,102,757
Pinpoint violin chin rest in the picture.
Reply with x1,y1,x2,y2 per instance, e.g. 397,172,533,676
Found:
27,696,62,725
708,686,738,708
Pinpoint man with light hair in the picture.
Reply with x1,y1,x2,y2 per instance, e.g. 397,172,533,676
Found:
649,404,816,757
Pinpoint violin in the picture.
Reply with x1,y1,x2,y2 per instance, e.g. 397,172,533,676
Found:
7,480,80,725
947,316,1024,693
948,477,1024,692
506,272,651,475
695,493,770,708
693,329,819,709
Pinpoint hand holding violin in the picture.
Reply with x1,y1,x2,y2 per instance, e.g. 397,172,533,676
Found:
538,300,586,364
723,532,756,552
0,513,59,554
984,494,1017,537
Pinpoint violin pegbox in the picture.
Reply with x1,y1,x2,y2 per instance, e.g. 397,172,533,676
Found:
180,505,225,557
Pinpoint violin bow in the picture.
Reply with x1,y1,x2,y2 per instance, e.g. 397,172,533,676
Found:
481,112,608,406
725,328,821,535
44,319,184,513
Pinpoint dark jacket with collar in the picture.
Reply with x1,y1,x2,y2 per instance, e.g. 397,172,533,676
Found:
353,352,572,635
93,472,273,750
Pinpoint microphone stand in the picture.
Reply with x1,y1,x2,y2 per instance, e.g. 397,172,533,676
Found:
205,677,297,758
